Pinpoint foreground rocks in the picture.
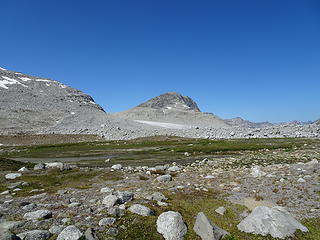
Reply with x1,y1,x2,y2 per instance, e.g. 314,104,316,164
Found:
237,206,309,238
157,211,187,240
193,212,229,240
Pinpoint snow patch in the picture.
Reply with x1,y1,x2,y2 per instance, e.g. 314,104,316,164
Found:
46,83,51,87
0,67,7,71
166,106,172,110
71,112,75,115
60,84,66,88
19,77,32,81
134,120,192,129
0,76,27,89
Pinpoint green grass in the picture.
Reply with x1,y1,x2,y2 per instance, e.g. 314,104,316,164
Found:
0,137,316,168
113,191,320,240
2,169,123,197
0,157,35,171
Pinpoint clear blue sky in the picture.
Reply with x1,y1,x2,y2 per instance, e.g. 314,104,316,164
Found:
1,0,319,122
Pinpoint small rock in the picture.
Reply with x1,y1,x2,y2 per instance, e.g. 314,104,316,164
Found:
85,228,99,240
18,167,29,172
116,191,134,203
5,173,22,180
34,163,46,170
99,218,116,226
23,209,52,220
100,187,113,194
128,204,153,216
168,166,181,172
106,227,118,236
215,206,226,216
297,178,306,183
17,230,51,240
57,225,83,240
102,195,119,208
156,174,172,183
49,225,64,235
250,166,266,177
111,164,122,170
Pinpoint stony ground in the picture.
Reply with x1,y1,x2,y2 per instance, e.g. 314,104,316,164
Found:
0,137,319,239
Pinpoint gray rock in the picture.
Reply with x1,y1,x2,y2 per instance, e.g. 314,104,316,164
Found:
156,174,172,183
193,212,229,240
84,228,99,240
34,163,46,170
215,207,226,216
45,162,70,171
99,218,116,226
49,225,64,235
0,228,20,240
237,206,308,238
106,227,118,236
148,192,167,202
23,210,52,220
100,187,112,194
115,191,134,203
102,195,119,208
17,230,51,240
128,204,153,216
57,225,83,240
108,206,125,217
168,166,181,172
5,173,22,180
111,164,122,170
22,203,37,211
157,211,187,240
0,221,25,231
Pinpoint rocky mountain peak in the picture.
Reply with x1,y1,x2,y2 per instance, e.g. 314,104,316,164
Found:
137,92,201,112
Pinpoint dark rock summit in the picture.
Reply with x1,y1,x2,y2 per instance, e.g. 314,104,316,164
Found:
137,92,201,112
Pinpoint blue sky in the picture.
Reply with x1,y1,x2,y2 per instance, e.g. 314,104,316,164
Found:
1,0,319,122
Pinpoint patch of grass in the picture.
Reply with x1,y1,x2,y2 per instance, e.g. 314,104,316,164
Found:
11,169,122,197
0,157,34,171
114,190,319,239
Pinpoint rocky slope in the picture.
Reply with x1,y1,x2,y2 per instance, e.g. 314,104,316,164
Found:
114,92,229,129
0,67,319,140
0,67,106,134
225,117,273,128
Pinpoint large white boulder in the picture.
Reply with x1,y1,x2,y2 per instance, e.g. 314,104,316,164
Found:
237,206,308,239
5,173,22,180
157,211,187,240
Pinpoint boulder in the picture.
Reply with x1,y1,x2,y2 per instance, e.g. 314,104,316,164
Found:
102,195,119,208
23,210,52,220
57,225,83,240
250,166,266,177
128,204,153,216
156,174,172,183
84,228,99,240
17,230,51,240
34,163,46,170
100,187,112,194
99,217,116,226
111,164,122,170
49,225,64,235
168,166,181,172
193,212,229,240
18,167,29,172
5,173,22,180
148,192,167,202
237,206,308,239
157,211,187,240
116,191,134,203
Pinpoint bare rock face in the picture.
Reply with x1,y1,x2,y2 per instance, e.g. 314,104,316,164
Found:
0,67,105,135
157,211,187,240
137,92,201,112
237,206,308,239
193,212,229,240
